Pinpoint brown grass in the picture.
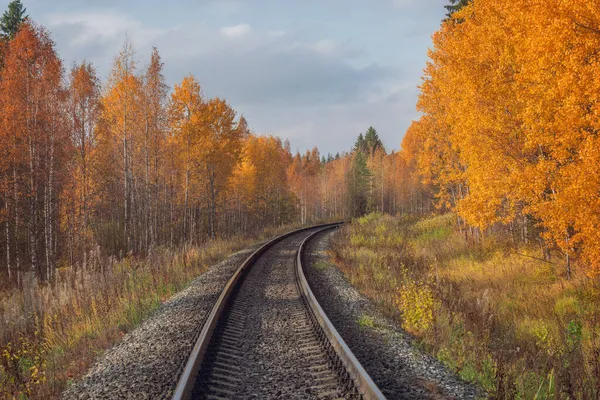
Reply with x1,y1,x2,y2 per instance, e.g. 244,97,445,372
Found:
0,223,302,399
331,213,600,399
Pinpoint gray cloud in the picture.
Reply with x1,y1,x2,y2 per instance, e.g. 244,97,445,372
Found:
169,43,393,106
48,11,397,108
31,1,443,154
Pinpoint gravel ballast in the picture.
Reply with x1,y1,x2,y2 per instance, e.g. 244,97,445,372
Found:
63,227,483,400
304,229,484,400
62,244,262,400
192,228,351,399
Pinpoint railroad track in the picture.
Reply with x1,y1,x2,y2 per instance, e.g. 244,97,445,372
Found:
172,224,386,400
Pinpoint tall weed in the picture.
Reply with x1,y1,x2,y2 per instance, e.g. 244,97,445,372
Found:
331,213,600,399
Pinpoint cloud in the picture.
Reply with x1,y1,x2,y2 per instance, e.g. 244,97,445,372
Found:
303,39,364,59
220,23,252,38
310,39,338,55
46,11,166,45
388,0,447,10
34,1,438,154
45,11,168,75
46,10,392,108
242,94,419,155
268,30,286,38
164,35,392,107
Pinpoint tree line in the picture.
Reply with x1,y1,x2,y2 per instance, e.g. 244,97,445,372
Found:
404,0,600,278
289,126,429,227
0,1,427,289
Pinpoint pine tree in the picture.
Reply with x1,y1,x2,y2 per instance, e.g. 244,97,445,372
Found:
445,0,470,18
364,126,385,154
348,151,371,217
0,0,27,39
354,133,365,153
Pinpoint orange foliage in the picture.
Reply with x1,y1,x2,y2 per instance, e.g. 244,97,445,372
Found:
0,21,68,281
0,17,429,285
409,0,600,276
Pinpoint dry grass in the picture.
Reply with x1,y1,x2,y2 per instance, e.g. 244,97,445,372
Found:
0,223,301,399
331,213,600,399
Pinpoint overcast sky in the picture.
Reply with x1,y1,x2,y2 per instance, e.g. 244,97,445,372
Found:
24,0,447,154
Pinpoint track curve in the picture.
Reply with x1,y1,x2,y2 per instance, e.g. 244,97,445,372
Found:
173,224,385,400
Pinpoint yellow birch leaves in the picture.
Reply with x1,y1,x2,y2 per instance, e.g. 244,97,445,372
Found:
409,0,600,275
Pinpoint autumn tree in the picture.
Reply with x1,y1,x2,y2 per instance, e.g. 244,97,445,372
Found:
65,61,101,265
201,99,245,238
318,155,350,220
398,122,432,214
0,22,67,282
140,47,168,249
229,135,294,233
96,37,143,254
287,148,322,224
168,75,204,243
513,1,600,277
405,0,600,277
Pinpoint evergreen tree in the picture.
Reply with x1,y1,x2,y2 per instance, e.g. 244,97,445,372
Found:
445,0,470,18
0,0,27,40
354,133,365,153
348,151,370,217
364,126,385,154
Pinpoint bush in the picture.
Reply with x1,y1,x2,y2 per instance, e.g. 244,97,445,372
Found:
331,213,600,399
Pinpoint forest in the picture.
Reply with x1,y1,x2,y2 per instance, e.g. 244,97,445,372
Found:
366,0,600,397
405,0,600,279
3,0,600,397
0,8,421,290
0,2,424,396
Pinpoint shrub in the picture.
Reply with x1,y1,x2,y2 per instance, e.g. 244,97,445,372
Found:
331,213,600,399
398,276,436,335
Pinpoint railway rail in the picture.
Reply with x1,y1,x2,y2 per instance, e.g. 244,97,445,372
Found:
172,224,386,400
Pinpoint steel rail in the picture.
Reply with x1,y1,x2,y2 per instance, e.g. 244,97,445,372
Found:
296,226,387,400
172,222,342,400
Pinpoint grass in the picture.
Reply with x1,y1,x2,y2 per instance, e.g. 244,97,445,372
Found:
0,223,304,399
357,314,376,328
313,261,331,270
331,213,600,399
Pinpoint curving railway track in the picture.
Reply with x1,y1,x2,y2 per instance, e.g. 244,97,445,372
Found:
172,224,386,400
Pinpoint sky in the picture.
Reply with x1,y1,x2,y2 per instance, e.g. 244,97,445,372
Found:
23,0,447,155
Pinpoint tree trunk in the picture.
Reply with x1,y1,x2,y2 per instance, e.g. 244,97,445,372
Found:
13,159,20,284
144,113,150,253
28,134,38,277
208,167,217,240
4,177,11,281
44,109,56,282
123,129,129,253
183,161,189,242
565,233,572,280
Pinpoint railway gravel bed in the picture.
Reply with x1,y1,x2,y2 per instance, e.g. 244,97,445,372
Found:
191,228,353,399
62,243,263,400
63,226,483,400
304,229,484,400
